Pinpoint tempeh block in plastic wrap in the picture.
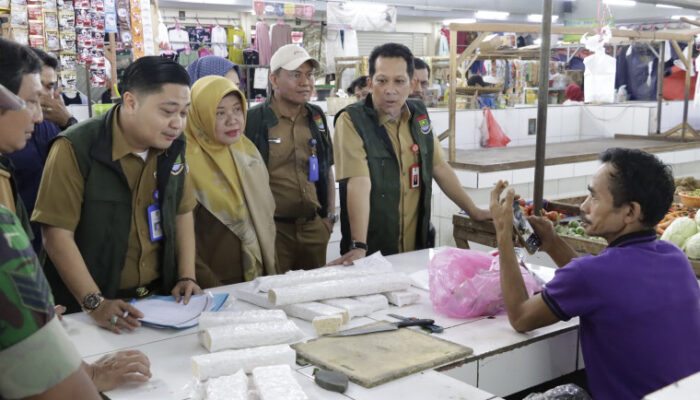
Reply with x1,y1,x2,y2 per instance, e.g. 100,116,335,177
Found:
192,344,295,381
252,364,308,400
199,310,288,330
201,319,303,352
352,294,390,312
321,298,373,318
268,273,411,306
385,290,421,307
282,302,349,323
254,263,394,292
206,369,249,400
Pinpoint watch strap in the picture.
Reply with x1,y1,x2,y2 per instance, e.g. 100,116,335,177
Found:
351,241,368,251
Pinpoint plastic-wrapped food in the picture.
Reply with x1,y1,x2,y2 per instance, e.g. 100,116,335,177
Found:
320,298,373,318
283,302,348,323
198,310,287,330
268,273,411,306
201,320,303,352
252,365,308,400
385,290,420,307
523,384,592,400
352,294,389,312
206,369,249,400
191,344,295,381
254,262,393,292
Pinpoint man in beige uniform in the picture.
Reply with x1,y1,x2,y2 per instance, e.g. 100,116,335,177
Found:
330,43,490,265
245,45,334,272
33,57,201,333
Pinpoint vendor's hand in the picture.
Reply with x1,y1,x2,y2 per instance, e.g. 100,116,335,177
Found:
87,350,152,392
469,207,492,221
91,299,143,334
527,216,557,252
40,93,71,127
54,304,66,321
327,248,366,266
489,180,516,240
171,279,202,305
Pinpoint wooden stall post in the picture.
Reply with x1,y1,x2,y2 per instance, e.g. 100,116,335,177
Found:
448,28,457,162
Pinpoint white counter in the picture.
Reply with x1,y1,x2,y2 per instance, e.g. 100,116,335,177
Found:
65,248,577,399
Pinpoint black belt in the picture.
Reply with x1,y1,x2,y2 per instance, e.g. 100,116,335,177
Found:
115,278,163,300
274,212,318,224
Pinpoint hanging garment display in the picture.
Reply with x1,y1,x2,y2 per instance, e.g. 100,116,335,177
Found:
211,24,227,58
438,32,448,56
615,45,658,101
227,25,246,64
325,28,343,74
168,22,188,51
270,21,291,56
255,19,271,65
326,2,395,32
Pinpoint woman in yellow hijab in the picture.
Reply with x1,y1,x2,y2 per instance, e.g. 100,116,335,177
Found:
185,76,276,287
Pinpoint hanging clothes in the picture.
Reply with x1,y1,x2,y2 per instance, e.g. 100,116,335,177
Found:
615,45,658,101
438,32,449,56
227,26,247,65
270,22,292,56
255,20,272,66
177,48,199,67
211,25,228,58
325,29,344,74
157,20,170,53
302,24,325,74
244,49,266,99
168,26,189,51
340,29,359,86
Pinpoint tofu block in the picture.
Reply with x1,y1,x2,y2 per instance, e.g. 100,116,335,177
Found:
384,290,420,307
283,302,349,324
311,315,343,336
201,319,303,352
321,298,373,318
199,310,288,330
206,369,248,400
352,294,390,312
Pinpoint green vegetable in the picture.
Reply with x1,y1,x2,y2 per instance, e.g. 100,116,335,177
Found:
568,220,580,228
660,217,698,248
683,232,700,259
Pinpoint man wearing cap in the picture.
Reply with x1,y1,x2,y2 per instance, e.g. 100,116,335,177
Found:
245,44,334,272
330,43,489,266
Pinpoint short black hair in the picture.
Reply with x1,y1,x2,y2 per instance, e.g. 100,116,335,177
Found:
120,56,190,96
0,38,43,94
30,48,59,70
413,58,430,79
598,148,675,227
369,43,414,78
347,75,368,95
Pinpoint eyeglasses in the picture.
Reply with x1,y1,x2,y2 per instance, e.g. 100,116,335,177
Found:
284,70,315,82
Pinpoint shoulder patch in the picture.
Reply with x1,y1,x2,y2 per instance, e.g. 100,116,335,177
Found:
416,115,431,134
313,115,326,132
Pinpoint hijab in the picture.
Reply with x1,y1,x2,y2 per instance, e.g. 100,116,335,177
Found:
186,56,241,85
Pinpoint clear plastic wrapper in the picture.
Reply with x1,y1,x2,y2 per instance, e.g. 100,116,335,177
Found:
201,320,303,352
198,310,288,330
352,294,389,312
252,365,308,400
191,344,295,381
384,290,420,307
523,384,592,400
283,302,348,323
321,298,372,318
268,273,411,306
254,262,394,292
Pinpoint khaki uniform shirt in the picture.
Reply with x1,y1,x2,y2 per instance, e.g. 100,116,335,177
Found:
32,110,196,289
0,169,15,213
267,97,321,218
334,104,445,252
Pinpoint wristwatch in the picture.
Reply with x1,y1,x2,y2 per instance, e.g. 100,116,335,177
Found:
350,241,368,251
81,292,104,313
326,212,338,224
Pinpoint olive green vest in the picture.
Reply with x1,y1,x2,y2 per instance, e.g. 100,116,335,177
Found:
42,106,186,312
335,96,434,256
245,98,333,217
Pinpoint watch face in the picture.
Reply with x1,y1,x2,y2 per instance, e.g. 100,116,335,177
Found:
83,293,102,310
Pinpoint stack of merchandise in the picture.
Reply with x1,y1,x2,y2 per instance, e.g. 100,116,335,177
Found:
58,0,77,91
75,0,106,87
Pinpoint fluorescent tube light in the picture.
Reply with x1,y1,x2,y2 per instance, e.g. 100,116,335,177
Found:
672,15,696,20
527,14,559,22
474,10,510,20
443,18,477,25
656,4,681,8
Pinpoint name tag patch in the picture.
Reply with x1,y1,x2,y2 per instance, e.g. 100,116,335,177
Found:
417,115,431,134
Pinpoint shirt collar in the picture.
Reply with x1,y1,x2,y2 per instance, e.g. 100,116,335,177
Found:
375,103,411,126
269,96,307,120
606,229,657,248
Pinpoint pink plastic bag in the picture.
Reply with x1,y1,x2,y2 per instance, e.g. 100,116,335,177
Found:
429,248,542,318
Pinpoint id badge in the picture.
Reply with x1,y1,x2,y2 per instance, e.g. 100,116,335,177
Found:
410,164,420,188
309,155,319,182
147,204,163,242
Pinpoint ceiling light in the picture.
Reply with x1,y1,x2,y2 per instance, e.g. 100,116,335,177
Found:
656,4,681,9
603,0,636,6
672,15,697,20
527,14,560,23
474,10,510,20
443,18,477,25
414,5,450,12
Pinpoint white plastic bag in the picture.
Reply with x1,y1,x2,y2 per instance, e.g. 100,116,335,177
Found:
584,52,616,103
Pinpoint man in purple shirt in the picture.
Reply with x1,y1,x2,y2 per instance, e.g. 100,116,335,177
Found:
490,148,700,399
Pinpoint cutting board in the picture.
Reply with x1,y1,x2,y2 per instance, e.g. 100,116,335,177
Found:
292,322,473,388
